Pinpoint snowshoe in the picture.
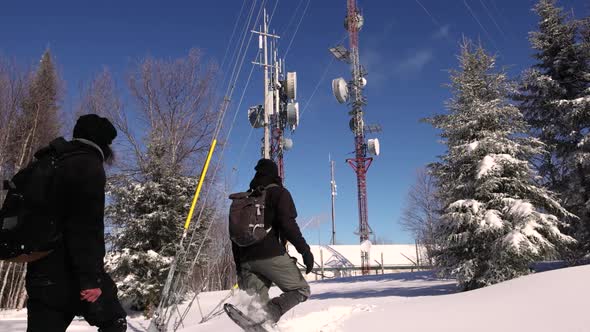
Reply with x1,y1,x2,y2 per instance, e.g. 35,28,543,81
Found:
223,303,269,332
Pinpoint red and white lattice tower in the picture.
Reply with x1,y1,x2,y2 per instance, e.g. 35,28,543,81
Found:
347,0,372,276
331,0,380,275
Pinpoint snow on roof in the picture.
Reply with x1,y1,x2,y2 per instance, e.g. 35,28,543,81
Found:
287,244,426,268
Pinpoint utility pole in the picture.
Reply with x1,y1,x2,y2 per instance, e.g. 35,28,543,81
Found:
330,156,337,245
262,9,271,159
251,9,298,174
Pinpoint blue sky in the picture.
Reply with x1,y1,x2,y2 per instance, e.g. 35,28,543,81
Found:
1,0,588,245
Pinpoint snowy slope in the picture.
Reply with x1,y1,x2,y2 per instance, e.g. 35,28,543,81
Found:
1,266,589,332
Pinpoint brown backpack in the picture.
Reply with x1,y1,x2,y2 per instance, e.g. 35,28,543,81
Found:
228,184,278,247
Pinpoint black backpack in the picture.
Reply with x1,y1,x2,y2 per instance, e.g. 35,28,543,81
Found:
0,138,86,262
228,184,279,247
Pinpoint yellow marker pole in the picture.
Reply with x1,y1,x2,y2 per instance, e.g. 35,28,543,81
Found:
153,139,218,329
184,139,217,231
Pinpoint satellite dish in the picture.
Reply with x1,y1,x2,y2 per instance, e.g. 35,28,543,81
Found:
286,72,297,100
248,105,264,128
367,138,380,156
282,138,293,151
287,102,299,127
349,117,364,133
332,78,348,104
360,77,367,88
344,12,364,31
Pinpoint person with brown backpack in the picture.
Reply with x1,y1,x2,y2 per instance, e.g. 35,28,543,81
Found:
228,159,314,327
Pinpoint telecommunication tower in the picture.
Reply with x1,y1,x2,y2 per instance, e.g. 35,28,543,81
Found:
330,156,337,245
329,0,380,275
250,9,299,179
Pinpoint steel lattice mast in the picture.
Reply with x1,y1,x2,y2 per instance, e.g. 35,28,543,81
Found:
270,46,286,179
331,0,380,276
347,0,372,276
271,127,285,179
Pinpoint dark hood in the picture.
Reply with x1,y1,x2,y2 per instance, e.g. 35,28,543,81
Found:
249,158,282,190
73,114,117,161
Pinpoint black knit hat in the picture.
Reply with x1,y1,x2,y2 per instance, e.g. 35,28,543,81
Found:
73,114,117,147
254,158,279,178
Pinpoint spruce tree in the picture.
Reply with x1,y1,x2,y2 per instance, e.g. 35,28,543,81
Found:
105,138,212,313
428,40,575,290
517,0,590,258
33,50,60,139
11,50,61,169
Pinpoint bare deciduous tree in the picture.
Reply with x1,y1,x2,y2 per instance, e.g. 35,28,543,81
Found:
0,51,60,308
191,212,236,292
75,68,121,119
399,168,443,265
122,48,218,177
0,51,62,310
0,56,27,310
0,57,29,178
99,49,232,313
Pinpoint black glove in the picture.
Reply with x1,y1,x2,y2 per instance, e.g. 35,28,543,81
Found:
302,250,314,274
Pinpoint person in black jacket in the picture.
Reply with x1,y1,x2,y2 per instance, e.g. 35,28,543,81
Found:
26,114,126,332
232,158,314,324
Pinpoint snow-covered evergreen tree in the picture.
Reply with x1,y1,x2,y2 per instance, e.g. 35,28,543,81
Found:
517,0,590,258
105,138,212,313
428,40,575,290
103,50,220,315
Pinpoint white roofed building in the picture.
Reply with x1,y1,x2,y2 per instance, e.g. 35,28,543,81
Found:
287,244,429,281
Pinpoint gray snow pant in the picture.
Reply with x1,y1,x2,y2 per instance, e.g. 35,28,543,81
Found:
238,253,310,323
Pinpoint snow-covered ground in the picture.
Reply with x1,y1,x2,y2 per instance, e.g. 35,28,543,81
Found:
1,265,589,331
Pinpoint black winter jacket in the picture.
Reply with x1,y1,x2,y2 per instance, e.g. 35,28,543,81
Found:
27,138,107,290
231,174,310,266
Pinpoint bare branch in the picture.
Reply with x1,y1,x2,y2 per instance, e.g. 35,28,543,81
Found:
126,48,218,176
399,168,443,264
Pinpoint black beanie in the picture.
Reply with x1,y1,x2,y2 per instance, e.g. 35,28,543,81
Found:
254,158,279,178
73,114,117,155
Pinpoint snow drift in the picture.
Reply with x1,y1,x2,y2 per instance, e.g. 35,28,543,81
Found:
0,265,588,331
